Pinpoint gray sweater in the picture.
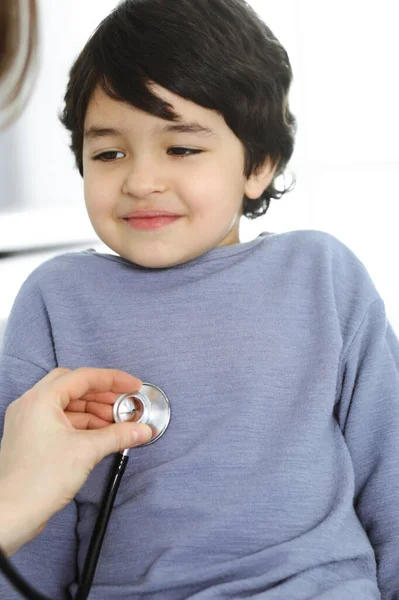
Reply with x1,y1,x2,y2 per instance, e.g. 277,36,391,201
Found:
1,230,398,599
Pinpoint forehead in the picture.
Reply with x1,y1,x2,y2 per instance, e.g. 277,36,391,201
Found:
83,84,227,141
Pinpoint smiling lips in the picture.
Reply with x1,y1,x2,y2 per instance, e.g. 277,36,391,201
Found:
123,213,181,230
124,210,180,218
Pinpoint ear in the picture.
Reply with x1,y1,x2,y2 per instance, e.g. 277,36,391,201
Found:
244,157,278,200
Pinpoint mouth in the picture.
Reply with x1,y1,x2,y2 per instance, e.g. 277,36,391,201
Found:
122,215,181,231
123,210,181,218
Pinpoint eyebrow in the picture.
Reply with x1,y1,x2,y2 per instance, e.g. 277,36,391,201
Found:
84,121,218,141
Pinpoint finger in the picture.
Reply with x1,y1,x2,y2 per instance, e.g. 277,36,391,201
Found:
39,367,72,382
69,390,120,406
66,412,111,430
65,402,114,423
83,422,153,462
65,399,114,417
26,368,72,395
85,402,114,421
42,368,143,410
64,400,87,413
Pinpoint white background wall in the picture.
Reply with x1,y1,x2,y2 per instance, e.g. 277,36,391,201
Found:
0,0,398,331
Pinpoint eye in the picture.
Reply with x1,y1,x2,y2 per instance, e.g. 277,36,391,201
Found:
168,148,203,157
93,151,125,161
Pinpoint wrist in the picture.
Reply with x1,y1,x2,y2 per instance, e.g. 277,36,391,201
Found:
0,477,47,556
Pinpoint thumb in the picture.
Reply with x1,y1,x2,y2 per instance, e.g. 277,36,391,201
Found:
84,422,153,464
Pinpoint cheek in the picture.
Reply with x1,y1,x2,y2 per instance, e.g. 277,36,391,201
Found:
195,160,243,199
83,177,98,217
83,172,114,217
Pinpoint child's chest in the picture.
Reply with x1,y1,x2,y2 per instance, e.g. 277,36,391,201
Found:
58,294,349,564
70,291,347,565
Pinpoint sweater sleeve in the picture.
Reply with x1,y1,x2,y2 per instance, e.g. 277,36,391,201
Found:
0,271,78,599
336,298,399,600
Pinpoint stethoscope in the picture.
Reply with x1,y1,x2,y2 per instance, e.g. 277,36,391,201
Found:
0,383,171,600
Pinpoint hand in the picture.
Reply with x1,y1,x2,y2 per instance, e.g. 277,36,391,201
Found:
64,378,135,429
0,367,152,556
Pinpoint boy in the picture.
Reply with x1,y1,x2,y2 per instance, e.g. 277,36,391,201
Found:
1,0,398,598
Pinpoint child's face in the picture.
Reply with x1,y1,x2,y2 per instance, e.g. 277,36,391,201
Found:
82,84,274,268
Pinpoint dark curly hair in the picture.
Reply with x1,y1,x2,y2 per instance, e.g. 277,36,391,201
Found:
60,0,297,219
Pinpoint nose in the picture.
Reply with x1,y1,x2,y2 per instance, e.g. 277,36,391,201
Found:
122,157,167,197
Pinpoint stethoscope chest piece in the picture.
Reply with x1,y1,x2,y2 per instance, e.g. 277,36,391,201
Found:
113,382,171,446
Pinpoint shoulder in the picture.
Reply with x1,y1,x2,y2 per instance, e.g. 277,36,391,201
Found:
19,249,122,292
265,229,366,266
260,230,382,339
264,229,379,300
